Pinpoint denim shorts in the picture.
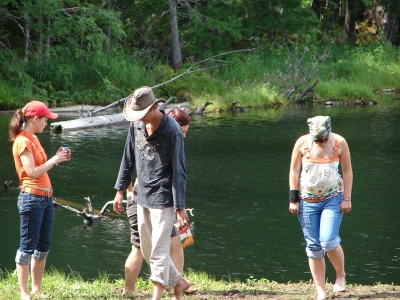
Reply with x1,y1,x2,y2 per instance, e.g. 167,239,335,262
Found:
298,194,344,259
16,192,54,264
127,199,177,248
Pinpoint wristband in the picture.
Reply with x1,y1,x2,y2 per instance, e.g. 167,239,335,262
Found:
289,190,300,203
343,198,351,201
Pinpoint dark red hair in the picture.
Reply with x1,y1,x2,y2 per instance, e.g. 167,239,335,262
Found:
167,109,191,126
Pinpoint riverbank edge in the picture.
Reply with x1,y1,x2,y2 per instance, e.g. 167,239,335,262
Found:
0,268,399,299
0,97,381,117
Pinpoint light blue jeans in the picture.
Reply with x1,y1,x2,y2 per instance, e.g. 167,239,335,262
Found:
298,194,343,259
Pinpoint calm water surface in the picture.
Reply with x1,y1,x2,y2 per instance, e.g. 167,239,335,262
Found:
0,100,399,285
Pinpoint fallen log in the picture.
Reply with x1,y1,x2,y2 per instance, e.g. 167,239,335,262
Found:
49,102,194,133
50,113,127,133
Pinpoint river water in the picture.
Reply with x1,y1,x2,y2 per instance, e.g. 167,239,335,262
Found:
0,99,399,285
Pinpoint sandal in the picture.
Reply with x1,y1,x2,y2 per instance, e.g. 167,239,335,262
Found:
183,287,198,294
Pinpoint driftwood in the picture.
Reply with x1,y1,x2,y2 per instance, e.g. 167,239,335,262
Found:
159,97,175,110
294,79,320,102
4,180,12,192
188,101,212,115
50,101,211,133
53,197,114,223
273,43,329,101
54,196,195,224
50,113,127,133
374,88,398,94
231,101,246,113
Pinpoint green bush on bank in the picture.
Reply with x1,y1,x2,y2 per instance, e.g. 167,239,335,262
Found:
0,42,399,111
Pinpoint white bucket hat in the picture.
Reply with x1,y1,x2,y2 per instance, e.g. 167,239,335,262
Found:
123,86,165,121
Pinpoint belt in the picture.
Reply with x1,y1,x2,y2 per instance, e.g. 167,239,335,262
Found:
21,186,53,197
301,197,327,203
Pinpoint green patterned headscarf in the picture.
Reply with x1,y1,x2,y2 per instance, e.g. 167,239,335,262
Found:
307,116,331,140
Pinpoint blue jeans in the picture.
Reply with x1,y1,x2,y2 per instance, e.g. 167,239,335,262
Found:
15,192,54,265
298,194,343,259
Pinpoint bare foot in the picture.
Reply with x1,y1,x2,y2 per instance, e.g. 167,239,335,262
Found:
172,276,191,300
123,290,144,297
183,286,198,294
333,276,346,292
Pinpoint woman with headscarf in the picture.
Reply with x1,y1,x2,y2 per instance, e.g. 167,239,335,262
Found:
288,116,353,300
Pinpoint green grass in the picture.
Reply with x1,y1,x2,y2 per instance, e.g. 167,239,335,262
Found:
0,268,399,299
1,42,400,111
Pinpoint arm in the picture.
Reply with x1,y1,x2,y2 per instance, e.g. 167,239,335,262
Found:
126,178,138,201
288,137,303,214
338,136,353,213
126,181,134,200
20,146,70,179
113,123,136,214
170,130,189,226
170,132,186,210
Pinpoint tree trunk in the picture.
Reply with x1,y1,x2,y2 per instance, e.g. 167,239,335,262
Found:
367,4,399,43
169,0,182,72
344,0,356,44
382,13,398,42
332,0,341,23
46,18,51,59
24,15,30,62
39,29,43,62
105,1,112,53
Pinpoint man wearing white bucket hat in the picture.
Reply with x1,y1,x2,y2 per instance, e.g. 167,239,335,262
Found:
113,86,191,300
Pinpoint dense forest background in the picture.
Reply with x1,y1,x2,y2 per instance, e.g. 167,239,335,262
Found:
1,0,400,110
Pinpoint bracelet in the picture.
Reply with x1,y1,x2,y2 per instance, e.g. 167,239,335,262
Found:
289,190,300,203
343,198,351,201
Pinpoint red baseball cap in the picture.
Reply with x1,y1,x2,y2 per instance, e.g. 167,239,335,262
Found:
22,101,58,119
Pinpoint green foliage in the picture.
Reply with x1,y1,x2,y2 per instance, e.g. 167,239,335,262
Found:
1,0,400,109
312,42,400,100
314,81,376,100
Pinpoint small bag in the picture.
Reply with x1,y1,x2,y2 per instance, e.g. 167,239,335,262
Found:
174,223,194,248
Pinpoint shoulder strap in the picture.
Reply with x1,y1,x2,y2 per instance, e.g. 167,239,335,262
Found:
302,135,310,158
331,133,340,159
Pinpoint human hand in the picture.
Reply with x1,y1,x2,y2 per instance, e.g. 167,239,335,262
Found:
340,199,352,213
52,146,71,165
113,191,124,214
176,208,189,228
61,146,72,158
289,202,300,214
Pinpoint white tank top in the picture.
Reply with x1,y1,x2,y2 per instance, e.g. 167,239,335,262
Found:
299,135,344,200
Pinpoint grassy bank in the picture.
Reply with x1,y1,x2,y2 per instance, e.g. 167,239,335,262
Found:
0,42,399,112
0,268,399,299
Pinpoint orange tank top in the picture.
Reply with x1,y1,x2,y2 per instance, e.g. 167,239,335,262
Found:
302,134,340,163
12,130,52,188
